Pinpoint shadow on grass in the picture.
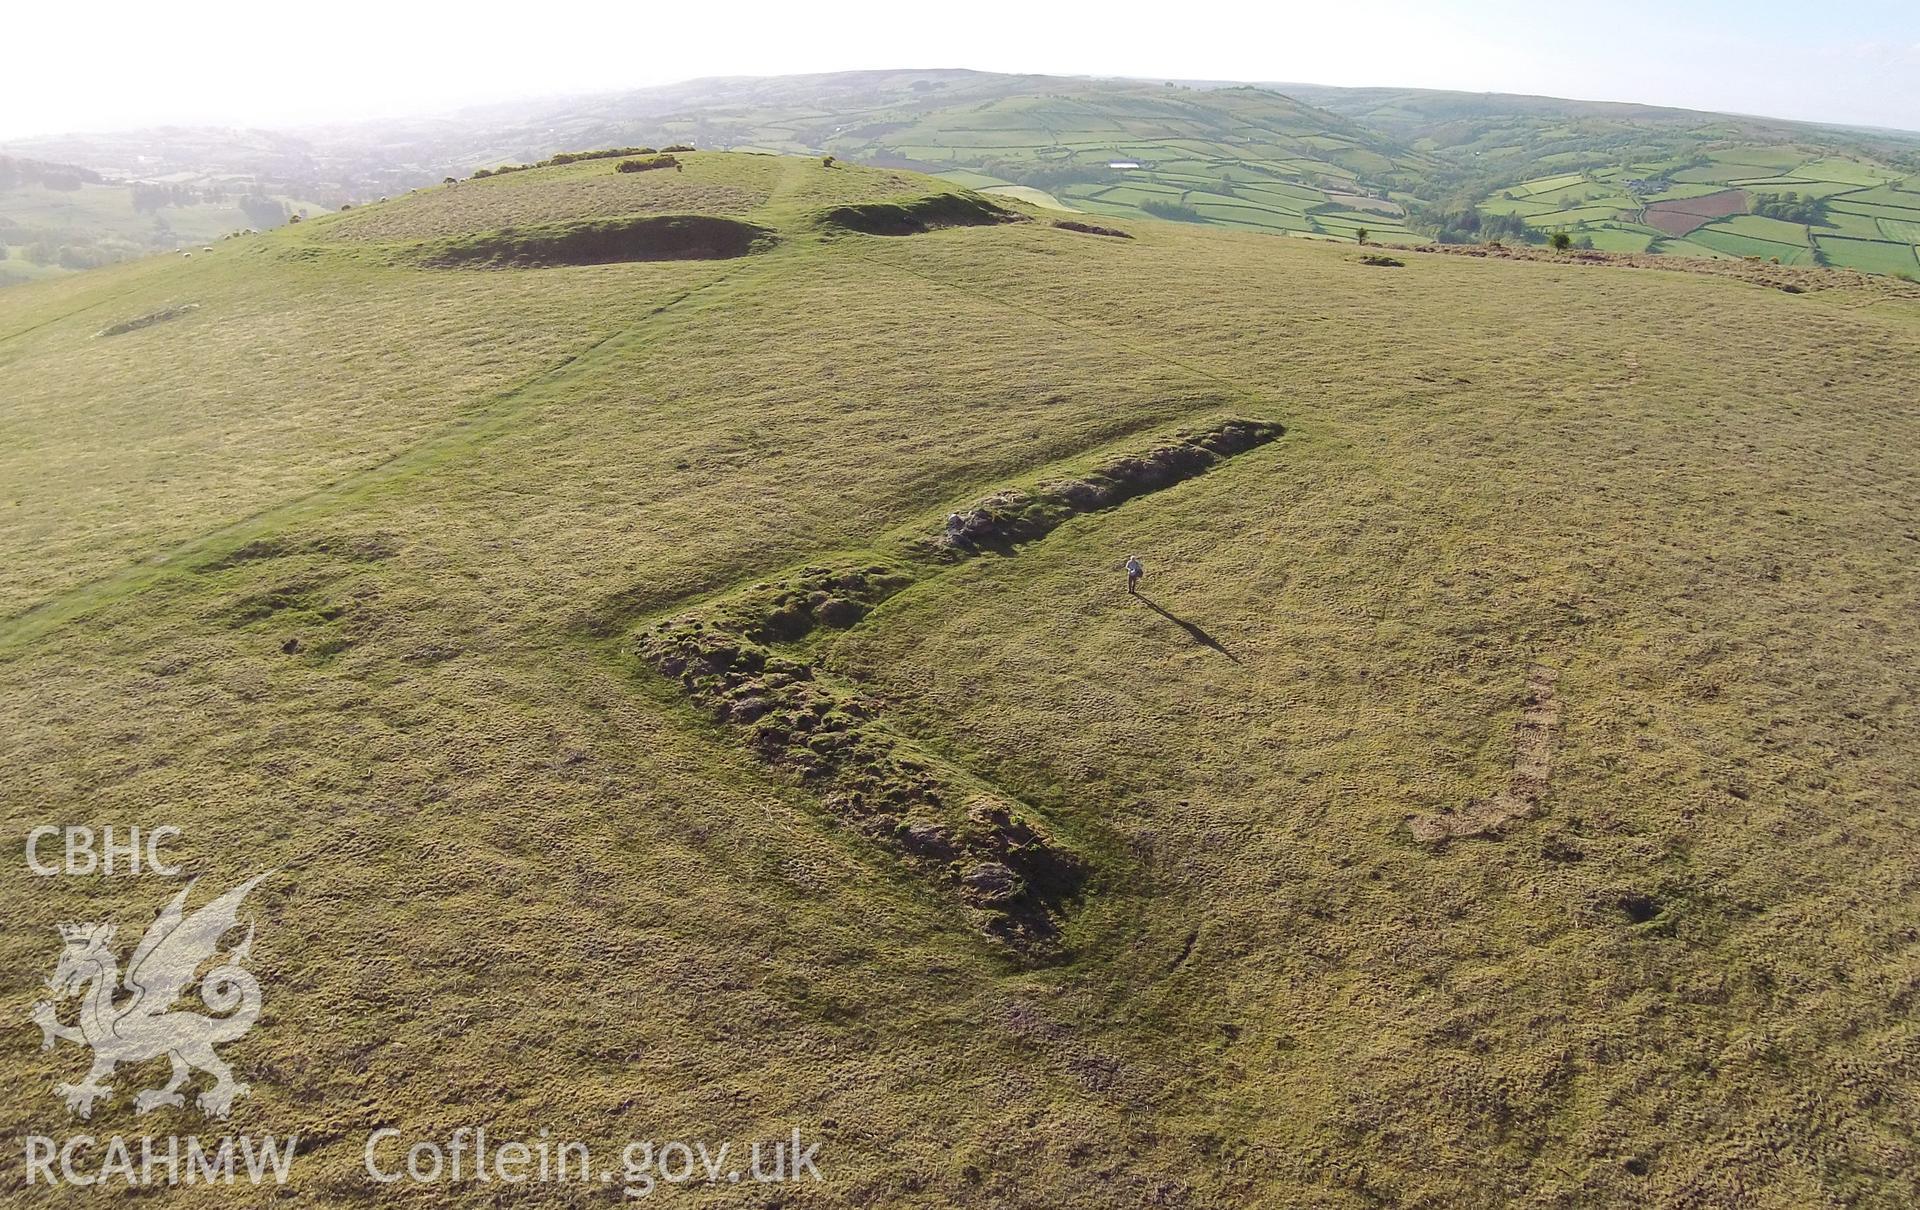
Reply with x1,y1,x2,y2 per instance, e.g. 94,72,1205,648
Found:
1135,594,1240,664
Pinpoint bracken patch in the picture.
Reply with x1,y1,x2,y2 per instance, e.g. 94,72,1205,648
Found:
1053,220,1133,239
418,214,773,267
95,304,198,338
818,191,1025,236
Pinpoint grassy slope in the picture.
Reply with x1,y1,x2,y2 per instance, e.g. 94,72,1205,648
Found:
2,153,1918,1206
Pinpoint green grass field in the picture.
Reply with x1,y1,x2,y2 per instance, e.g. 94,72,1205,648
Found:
1815,208,1889,238
1814,234,1920,275
1879,216,1920,244
1651,236,1738,258
1574,225,1659,253
3,151,1919,1206
1689,223,1813,264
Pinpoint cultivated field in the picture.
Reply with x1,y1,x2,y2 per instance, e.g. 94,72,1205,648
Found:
1479,147,1920,274
2,153,1918,1207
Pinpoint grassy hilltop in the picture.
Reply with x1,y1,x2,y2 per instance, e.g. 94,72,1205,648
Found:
2,151,1918,1206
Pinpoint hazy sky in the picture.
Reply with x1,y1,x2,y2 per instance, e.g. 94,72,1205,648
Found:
6,0,1917,139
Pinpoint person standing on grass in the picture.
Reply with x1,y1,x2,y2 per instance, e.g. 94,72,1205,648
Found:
1124,554,1144,594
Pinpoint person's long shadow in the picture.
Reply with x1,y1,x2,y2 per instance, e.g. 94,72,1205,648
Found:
1135,594,1241,664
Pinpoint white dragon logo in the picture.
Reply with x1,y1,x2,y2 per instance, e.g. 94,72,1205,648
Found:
31,872,273,1120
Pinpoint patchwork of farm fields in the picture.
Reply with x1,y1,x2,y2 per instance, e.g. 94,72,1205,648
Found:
1478,145,1920,275
804,83,1437,243
860,101,1917,265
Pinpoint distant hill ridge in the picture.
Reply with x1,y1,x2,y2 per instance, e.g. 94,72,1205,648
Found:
5,69,1919,281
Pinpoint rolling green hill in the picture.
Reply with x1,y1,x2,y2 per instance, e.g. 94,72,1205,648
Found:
551,72,1920,260
11,72,1920,278
3,152,1919,1206
817,80,1432,242
513,72,1436,243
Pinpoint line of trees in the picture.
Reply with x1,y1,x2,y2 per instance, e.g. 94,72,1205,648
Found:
0,155,101,192
1751,191,1825,225
1141,199,1206,223
131,182,202,212
1405,202,1542,245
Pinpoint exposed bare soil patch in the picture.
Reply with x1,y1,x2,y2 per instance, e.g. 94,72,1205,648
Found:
638,569,1084,949
1641,188,1749,237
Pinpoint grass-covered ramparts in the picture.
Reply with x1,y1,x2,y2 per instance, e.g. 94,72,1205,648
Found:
639,589,1086,950
632,418,1285,948
932,419,1283,554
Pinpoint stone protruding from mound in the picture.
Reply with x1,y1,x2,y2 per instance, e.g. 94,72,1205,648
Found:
1411,665,1562,845
935,418,1283,554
